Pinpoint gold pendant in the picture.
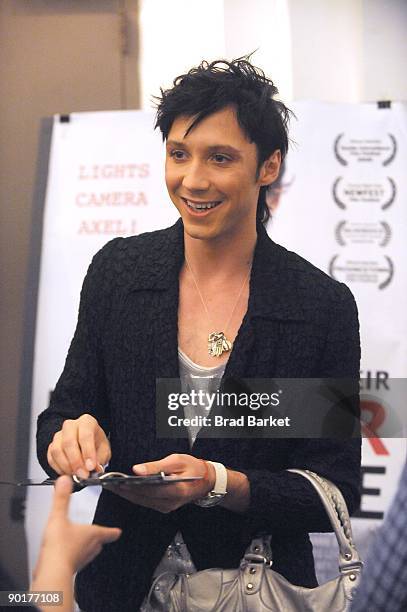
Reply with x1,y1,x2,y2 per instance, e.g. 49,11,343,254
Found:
208,332,233,357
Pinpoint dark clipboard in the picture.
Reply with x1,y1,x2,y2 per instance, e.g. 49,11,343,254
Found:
1,471,202,489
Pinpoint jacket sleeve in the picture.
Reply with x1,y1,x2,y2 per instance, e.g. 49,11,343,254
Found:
240,283,361,533
36,238,121,478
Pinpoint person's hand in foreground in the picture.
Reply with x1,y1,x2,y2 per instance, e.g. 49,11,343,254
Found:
31,475,121,612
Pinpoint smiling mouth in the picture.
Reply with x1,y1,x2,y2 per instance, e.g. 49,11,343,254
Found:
182,198,223,212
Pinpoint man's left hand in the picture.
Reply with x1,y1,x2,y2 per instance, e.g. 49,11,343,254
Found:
106,454,215,513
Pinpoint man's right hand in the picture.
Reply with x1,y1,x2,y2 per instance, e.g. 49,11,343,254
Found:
46,414,111,479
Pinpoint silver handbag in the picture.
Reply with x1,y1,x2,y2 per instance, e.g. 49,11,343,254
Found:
146,469,363,611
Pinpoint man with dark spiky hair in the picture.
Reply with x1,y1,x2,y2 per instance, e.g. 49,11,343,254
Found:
37,58,360,611
155,58,291,226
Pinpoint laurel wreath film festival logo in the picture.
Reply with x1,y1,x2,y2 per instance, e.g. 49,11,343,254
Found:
332,177,396,210
329,255,394,289
334,221,391,248
333,133,397,166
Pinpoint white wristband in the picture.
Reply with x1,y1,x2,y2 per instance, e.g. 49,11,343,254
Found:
194,460,228,507
207,461,228,495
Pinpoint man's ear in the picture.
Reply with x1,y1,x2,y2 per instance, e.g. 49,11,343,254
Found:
259,150,281,186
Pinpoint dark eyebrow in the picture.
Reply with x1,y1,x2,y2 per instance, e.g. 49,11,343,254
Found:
166,140,186,148
166,140,243,157
207,145,243,157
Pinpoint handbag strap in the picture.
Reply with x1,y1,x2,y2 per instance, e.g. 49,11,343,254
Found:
287,469,362,573
242,470,362,575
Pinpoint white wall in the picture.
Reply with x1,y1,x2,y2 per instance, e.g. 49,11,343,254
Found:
362,0,407,101
139,0,406,106
139,0,226,110
289,0,407,102
288,0,364,102
139,0,292,107
223,0,293,101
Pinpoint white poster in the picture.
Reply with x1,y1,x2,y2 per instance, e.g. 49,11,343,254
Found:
270,100,407,578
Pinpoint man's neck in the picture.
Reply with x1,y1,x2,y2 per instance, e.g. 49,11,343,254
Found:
183,225,257,282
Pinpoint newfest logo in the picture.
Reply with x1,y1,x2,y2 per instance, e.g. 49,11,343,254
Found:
332,177,396,210
328,255,393,289
334,133,397,165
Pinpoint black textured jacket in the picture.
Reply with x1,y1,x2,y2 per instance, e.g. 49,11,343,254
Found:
36,219,361,612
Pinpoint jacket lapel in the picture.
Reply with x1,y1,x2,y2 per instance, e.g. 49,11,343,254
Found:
125,219,185,379
124,220,188,453
223,222,306,379
194,224,306,455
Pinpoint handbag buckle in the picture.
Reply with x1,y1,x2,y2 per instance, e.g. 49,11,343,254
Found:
243,553,272,566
